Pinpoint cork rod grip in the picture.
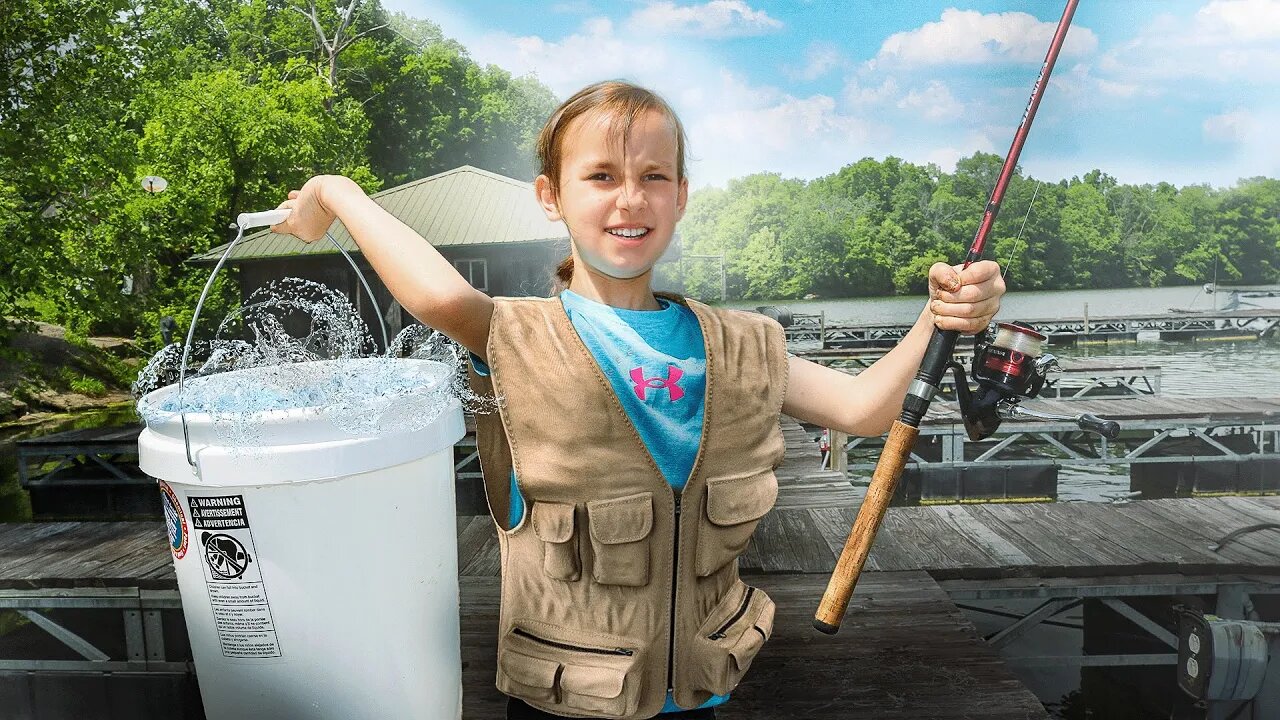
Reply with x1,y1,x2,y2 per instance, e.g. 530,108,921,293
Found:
813,421,919,634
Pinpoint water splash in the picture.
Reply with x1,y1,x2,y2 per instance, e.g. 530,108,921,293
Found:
133,277,496,451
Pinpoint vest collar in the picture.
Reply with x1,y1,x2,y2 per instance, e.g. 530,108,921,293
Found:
550,291,712,492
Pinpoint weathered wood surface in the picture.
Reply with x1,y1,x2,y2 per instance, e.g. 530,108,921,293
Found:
0,521,173,589
774,418,860,510
5,499,1279,589
16,423,143,448
456,496,1280,582
459,572,1048,720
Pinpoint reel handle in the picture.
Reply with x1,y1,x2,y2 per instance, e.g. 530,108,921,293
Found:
1005,405,1120,439
1078,413,1120,440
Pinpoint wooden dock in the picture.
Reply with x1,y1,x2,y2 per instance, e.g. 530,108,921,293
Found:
14,423,153,520
0,528,1049,719
796,354,1163,399
834,396,1280,502
5,415,1280,718
0,418,1052,719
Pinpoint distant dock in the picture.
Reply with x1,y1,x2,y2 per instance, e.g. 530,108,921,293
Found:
782,308,1280,349
820,395,1280,503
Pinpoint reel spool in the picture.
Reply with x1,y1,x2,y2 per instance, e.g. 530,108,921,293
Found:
949,322,1118,442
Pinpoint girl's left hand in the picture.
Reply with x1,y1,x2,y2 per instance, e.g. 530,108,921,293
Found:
928,260,1006,334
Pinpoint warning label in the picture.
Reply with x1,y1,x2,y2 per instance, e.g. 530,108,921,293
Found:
190,495,250,530
188,494,282,659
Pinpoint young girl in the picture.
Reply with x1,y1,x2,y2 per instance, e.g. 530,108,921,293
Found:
274,81,1005,720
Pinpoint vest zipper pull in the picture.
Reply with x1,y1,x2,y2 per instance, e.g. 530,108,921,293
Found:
674,495,681,516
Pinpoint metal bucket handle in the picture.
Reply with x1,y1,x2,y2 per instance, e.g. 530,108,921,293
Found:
176,208,388,475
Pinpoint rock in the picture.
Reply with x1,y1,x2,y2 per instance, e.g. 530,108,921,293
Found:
0,389,29,419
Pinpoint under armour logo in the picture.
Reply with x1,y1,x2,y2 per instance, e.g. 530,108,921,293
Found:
630,365,684,401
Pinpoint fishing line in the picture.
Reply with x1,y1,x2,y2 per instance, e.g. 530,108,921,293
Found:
1001,183,1040,279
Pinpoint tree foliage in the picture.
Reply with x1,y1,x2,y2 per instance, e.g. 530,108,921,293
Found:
2,0,555,344
677,155,1280,301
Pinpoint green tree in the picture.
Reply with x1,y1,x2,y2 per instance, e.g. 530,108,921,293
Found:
1,0,143,331
1060,179,1125,288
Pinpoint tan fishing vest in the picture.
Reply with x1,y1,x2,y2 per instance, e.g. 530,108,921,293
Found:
467,292,787,719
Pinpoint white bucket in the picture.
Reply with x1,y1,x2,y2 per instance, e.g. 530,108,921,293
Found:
137,359,466,720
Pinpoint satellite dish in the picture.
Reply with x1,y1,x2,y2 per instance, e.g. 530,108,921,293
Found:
142,175,169,194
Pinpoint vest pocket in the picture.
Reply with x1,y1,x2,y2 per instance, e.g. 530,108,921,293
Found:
587,492,654,587
688,581,777,696
694,471,778,576
497,621,644,718
532,501,580,581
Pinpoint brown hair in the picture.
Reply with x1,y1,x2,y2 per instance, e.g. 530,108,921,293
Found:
536,80,688,291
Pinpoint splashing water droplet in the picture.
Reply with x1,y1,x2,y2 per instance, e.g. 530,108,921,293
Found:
133,278,497,453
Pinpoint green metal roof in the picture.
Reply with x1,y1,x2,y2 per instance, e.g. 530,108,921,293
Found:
190,165,567,264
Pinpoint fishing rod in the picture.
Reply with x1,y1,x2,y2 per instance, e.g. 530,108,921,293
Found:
813,0,1117,635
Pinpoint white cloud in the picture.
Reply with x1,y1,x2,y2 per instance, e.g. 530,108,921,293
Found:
625,1,782,38
1204,109,1256,143
896,81,963,123
1098,0,1280,83
789,42,842,82
843,77,899,107
471,17,671,97
461,15,880,187
925,131,996,172
873,9,1098,67
1095,77,1139,98
1196,0,1280,42
685,71,882,184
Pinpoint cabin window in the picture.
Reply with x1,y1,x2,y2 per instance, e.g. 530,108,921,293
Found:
453,258,489,292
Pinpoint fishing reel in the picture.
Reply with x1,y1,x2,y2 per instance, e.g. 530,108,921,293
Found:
948,322,1120,441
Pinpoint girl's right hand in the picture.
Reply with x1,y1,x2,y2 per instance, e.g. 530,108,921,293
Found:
271,175,342,243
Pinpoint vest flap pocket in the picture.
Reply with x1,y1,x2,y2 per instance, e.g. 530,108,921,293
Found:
586,492,654,587
500,649,560,689
560,663,626,699
531,501,580,581
587,492,654,544
688,582,777,697
729,629,765,671
532,501,576,543
706,472,778,526
697,472,778,576
501,621,644,718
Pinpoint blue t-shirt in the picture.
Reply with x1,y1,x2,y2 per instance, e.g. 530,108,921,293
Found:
475,290,728,713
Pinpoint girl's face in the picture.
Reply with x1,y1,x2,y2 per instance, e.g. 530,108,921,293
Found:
536,108,688,281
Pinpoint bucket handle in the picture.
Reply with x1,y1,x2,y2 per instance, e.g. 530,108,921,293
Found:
176,209,388,475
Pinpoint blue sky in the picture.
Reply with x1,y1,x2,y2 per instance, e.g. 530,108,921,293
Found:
381,0,1280,189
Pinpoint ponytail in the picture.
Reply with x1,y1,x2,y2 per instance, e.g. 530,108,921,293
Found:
552,255,574,294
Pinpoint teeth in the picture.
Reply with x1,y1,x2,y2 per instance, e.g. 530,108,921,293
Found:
608,228,648,238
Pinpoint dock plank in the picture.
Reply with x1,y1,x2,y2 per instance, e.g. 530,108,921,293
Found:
962,504,1100,572
805,506,880,572
1140,499,1280,565
928,505,1035,569
456,572,1048,719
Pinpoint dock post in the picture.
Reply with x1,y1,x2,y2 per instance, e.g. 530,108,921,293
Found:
1084,302,1090,336
828,429,847,473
